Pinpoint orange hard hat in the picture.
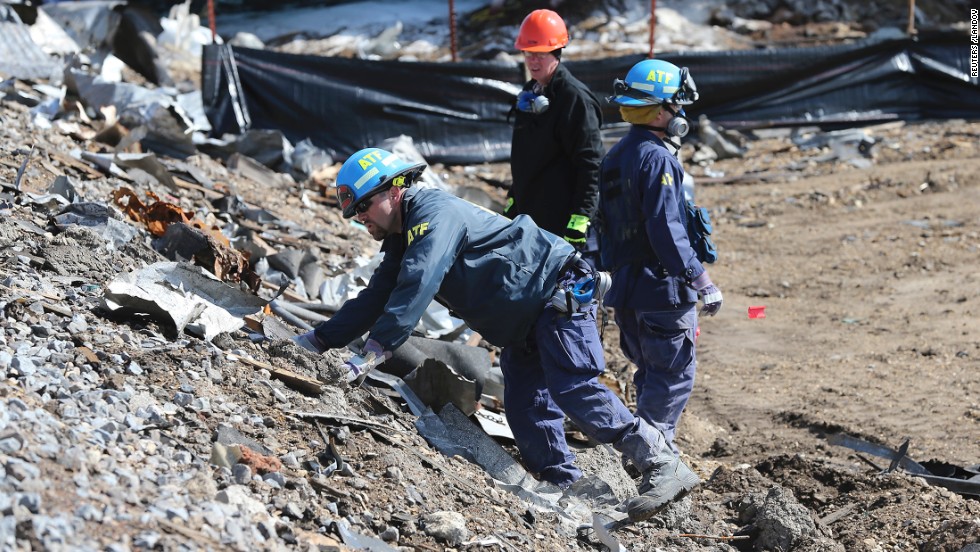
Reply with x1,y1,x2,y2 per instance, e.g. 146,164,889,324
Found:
514,9,569,52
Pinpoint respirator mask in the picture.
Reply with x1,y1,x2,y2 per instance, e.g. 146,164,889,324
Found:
517,90,550,114
663,104,690,139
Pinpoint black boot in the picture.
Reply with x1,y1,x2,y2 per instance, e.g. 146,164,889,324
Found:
624,455,700,522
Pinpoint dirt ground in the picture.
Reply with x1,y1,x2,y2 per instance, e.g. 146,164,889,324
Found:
459,118,980,550
263,116,980,551
682,119,980,472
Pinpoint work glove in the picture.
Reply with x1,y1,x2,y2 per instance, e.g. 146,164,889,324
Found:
564,214,590,249
292,330,329,354
690,272,723,317
503,197,514,217
516,90,549,114
345,338,391,386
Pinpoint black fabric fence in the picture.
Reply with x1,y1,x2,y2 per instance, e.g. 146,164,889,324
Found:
202,30,979,165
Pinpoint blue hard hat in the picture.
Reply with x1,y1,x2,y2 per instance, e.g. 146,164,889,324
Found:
335,147,426,218
609,59,699,106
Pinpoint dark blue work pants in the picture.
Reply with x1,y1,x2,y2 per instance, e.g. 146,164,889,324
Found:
615,304,698,455
500,302,668,488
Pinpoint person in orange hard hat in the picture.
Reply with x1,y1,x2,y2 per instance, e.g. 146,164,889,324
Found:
506,9,603,267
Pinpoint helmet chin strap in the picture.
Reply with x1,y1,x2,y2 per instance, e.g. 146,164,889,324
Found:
643,104,691,152
640,124,683,153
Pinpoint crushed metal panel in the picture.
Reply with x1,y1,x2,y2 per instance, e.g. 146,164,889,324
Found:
436,403,561,507
827,433,930,475
101,261,266,341
828,433,980,497
51,201,138,250
0,21,61,81
404,359,479,416
591,512,627,552
28,8,80,56
39,0,123,52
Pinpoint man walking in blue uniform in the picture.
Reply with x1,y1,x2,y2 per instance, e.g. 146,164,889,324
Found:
598,59,724,457
293,146,699,521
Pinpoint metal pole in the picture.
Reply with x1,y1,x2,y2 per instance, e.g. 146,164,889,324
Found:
648,0,657,58
207,0,216,42
906,0,917,36
270,301,313,331
449,0,458,62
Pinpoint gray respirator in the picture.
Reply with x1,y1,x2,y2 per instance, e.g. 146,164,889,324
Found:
664,106,690,138
517,90,550,114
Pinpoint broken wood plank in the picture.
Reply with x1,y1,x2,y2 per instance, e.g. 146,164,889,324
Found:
41,301,73,317
260,279,309,303
0,158,22,170
75,346,101,366
288,411,406,433
43,150,105,179
0,283,64,301
173,175,223,199
157,519,223,548
226,353,323,395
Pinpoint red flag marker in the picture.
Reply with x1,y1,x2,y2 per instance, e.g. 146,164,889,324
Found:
748,306,766,319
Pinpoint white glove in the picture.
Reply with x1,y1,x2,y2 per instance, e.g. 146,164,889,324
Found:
690,272,723,317
292,330,328,354
345,338,391,386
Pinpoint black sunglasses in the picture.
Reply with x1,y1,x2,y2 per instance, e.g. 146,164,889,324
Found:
353,195,376,215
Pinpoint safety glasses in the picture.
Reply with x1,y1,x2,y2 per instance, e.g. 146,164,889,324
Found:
353,195,376,215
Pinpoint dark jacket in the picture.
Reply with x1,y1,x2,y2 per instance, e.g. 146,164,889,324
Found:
314,186,575,351
597,126,705,310
508,63,604,236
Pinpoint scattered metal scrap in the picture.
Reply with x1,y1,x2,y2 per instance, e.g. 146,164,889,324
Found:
12,144,35,191
828,433,980,497
0,13,62,81
101,261,266,342
792,127,879,168
585,511,749,550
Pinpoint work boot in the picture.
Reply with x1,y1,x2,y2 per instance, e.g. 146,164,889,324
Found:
625,455,700,522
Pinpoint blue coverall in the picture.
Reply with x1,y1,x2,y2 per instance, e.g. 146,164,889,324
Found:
314,186,670,487
598,126,708,454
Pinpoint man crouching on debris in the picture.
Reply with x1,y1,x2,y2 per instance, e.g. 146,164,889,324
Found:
292,146,700,521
